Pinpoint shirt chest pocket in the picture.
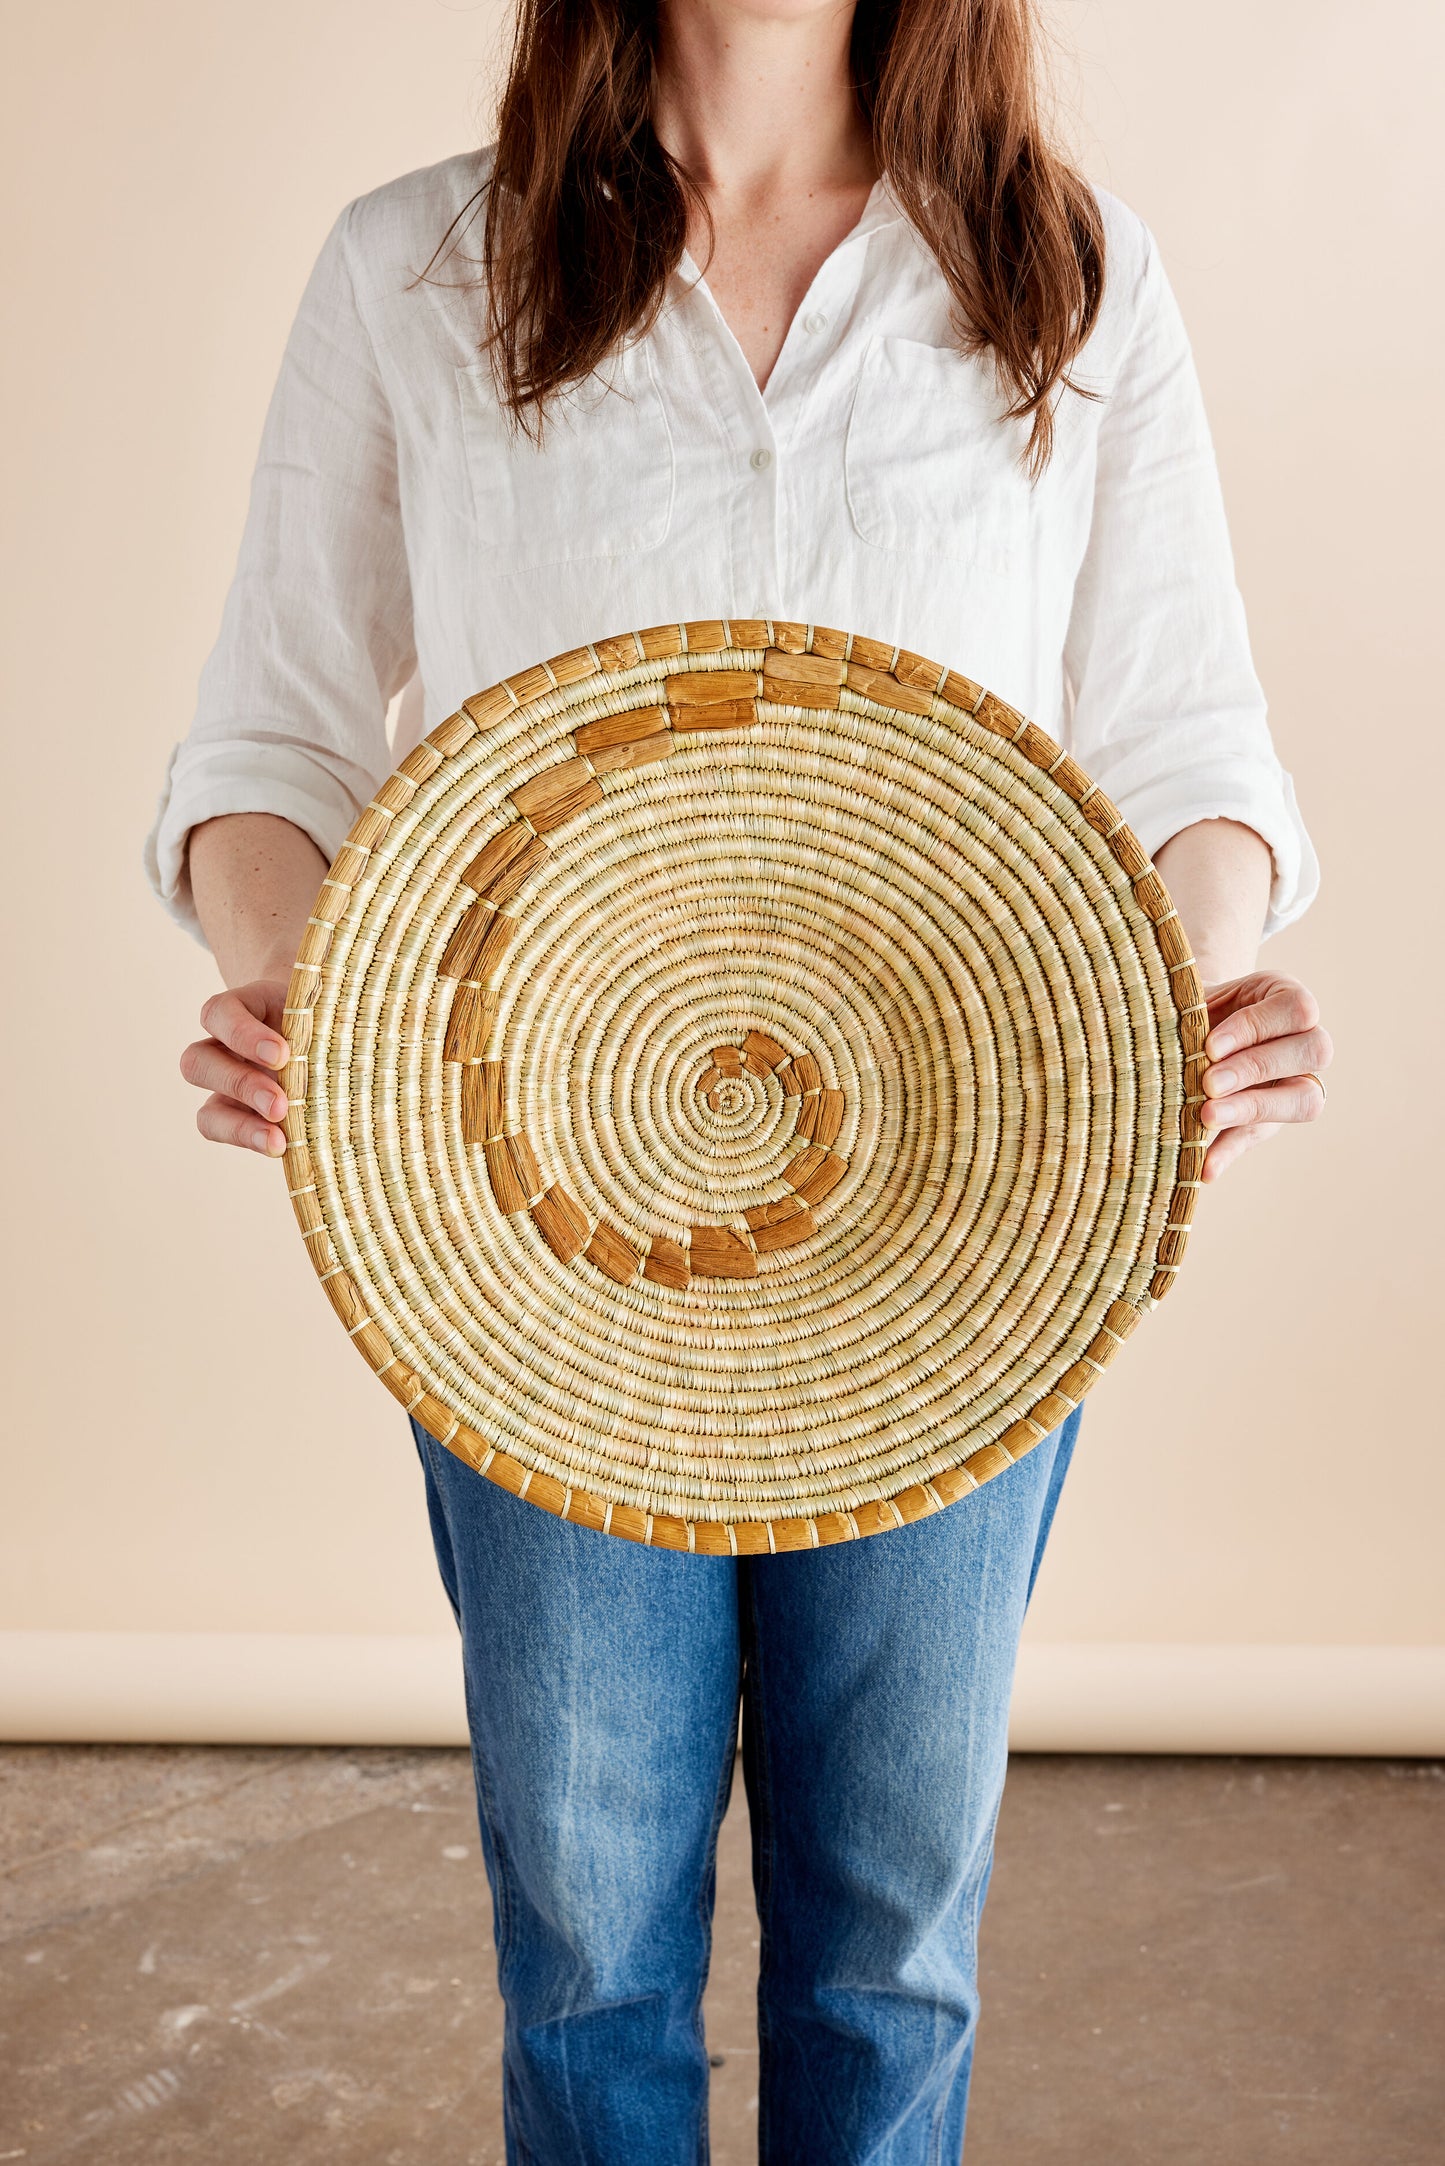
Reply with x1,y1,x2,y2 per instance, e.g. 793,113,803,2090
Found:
843,333,1033,572
455,339,676,569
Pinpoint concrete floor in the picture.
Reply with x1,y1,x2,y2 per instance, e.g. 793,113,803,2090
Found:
1,1746,1440,2163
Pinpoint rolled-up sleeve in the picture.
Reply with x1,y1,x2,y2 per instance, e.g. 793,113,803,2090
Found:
142,196,416,947
1062,216,1320,944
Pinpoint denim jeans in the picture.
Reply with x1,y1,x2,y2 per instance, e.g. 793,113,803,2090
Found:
410,1400,1083,2166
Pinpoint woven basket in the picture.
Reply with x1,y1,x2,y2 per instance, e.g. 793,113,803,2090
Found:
279,616,1206,1555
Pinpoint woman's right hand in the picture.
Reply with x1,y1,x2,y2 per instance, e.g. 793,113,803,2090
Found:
180,980,292,1157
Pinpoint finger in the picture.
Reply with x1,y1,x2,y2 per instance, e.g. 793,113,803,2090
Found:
1199,1075,1326,1132
179,1038,288,1122
243,978,292,1038
1203,1023,1333,1100
1201,980,1259,1027
1205,980,1320,1060
1200,1121,1276,1182
199,988,290,1071
195,1092,287,1156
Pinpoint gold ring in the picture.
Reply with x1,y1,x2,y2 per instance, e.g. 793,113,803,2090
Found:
1301,1069,1327,1109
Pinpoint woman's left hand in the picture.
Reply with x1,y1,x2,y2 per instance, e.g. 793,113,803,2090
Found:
1197,971,1333,1182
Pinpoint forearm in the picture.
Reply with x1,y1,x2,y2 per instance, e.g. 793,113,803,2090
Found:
184,802,1272,1004
1151,816,1273,987
187,812,330,988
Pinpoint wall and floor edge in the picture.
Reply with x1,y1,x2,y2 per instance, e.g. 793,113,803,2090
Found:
0,1634,1440,1754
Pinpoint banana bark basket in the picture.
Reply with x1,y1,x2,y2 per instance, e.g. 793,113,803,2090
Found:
279,615,1205,1554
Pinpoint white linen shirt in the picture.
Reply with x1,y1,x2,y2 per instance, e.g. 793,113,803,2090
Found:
143,144,1320,949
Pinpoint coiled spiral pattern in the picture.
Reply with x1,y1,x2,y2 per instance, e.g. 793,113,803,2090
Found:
280,618,1206,1553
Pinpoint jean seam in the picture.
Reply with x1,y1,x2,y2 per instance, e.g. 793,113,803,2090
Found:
421,1423,518,1972
742,1564,784,2166
462,1663,517,1973
693,1684,741,2166
503,2049,541,2166
927,1766,1009,2166
411,1419,464,1627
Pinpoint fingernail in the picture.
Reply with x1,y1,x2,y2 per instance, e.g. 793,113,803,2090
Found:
256,1091,287,1119
1211,1067,1237,1092
1210,1033,1237,1057
250,1128,274,1153
258,1037,287,1064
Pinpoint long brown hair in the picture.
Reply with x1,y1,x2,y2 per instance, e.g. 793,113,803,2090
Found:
418,0,1105,479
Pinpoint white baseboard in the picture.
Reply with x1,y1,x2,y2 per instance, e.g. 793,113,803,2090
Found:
1009,1642,1445,1756
0,1633,1440,1754
0,1633,466,1749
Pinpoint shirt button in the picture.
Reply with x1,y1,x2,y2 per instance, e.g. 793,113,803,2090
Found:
750,446,773,472
802,309,828,334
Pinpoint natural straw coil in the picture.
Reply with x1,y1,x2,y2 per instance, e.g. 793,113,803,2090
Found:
279,616,1206,1555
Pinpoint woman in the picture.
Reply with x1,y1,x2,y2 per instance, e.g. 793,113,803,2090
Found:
145,0,1332,2157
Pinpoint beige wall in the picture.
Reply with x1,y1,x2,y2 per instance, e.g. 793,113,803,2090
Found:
3,2,1440,1744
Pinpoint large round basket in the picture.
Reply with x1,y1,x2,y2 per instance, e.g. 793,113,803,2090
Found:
278,615,1207,1555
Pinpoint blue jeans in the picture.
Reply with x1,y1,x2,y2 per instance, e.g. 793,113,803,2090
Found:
411,1401,1083,2165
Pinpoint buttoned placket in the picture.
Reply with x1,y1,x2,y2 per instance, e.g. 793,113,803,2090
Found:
668,175,909,620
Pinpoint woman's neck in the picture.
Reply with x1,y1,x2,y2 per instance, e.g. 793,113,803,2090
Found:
650,0,877,212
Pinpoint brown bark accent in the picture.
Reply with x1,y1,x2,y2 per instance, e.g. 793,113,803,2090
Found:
531,1182,591,1264
664,669,759,706
573,704,669,755
669,697,758,732
586,1220,643,1285
761,678,842,710
484,1131,541,1214
459,824,550,904
750,1208,816,1253
442,984,497,1062
892,650,948,694
792,1152,847,1206
813,1088,846,1147
688,1225,758,1279
844,662,934,716
509,757,605,832
586,735,676,776
643,1236,690,1290
762,648,846,687
471,911,519,984
743,1028,787,1071
438,899,496,980
785,1145,828,1187
461,1061,505,1146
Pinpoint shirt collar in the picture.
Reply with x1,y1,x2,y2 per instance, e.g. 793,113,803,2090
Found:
671,168,910,288
854,168,911,240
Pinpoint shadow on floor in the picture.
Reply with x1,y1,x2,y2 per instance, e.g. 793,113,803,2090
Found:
1,1745,1440,2162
